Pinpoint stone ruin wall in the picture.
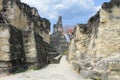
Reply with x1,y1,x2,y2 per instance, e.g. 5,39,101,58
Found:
0,24,26,74
67,0,120,80
0,0,53,74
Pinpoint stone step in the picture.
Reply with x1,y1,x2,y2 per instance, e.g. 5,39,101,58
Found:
108,76,120,80
109,71,120,76
0,61,11,68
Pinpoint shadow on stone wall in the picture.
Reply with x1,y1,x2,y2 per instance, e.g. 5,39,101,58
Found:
9,25,27,73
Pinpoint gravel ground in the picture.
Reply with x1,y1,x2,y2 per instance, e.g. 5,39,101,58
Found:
0,56,82,80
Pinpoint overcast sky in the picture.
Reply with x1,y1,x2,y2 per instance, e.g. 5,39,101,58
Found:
21,0,110,32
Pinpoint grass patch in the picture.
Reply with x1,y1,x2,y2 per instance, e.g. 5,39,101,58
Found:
63,49,68,55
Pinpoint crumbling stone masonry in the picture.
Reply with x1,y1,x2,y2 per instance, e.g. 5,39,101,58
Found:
0,0,54,74
67,0,120,80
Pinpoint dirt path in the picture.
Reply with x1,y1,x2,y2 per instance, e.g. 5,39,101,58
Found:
0,56,81,80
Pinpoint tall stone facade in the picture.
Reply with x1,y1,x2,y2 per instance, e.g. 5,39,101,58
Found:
0,0,54,74
67,0,120,80
50,16,68,54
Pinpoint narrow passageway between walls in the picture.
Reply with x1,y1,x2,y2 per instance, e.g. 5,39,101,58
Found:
0,56,82,80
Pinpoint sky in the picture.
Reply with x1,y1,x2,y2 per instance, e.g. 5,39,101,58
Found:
21,0,110,33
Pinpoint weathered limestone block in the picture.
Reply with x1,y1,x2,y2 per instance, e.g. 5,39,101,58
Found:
0,52,10,61
2,0,28,30
100,9,109,23
0,25,10,61
94,56,120,80
67,39,75,61
1,45,9,52
0,61,12,74
22,31,37,63
0,0,3,10
68,24,89,72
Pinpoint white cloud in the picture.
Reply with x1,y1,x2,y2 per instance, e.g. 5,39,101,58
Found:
21,0,101,26
95,5,101,11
